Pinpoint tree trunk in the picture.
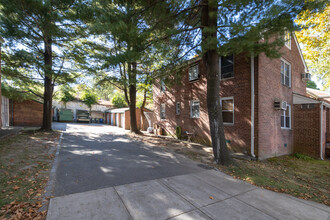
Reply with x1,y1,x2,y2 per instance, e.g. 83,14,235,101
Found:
129,62,140,133
201,0,232,165
140,88,147,130
41,37,53,131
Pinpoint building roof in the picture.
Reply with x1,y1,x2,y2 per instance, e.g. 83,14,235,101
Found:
107,108,130,113
293,92,320,105
98,100,112,107
293,34,308,73
306,88,330,104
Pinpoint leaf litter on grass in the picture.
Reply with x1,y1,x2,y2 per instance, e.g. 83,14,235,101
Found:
0,130,60,220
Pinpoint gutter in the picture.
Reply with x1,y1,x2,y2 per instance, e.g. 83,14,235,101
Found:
320,102,324,160
250,54,256,158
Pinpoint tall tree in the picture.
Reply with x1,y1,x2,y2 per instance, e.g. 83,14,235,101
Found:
0,0,85,130
82,0,177,133
153,0,326,165
296,5,330,89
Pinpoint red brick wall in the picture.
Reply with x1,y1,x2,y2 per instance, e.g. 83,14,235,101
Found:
257,36,307,159
153,59,211,144
123,109,150,131
326,108,330,143
10,100,43,126
153,56,254,151
321,106,327,158
153,36,307,159
293,104,320,158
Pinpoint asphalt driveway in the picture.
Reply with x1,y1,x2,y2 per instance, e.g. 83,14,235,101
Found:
48,123,330,220
52,123,205,196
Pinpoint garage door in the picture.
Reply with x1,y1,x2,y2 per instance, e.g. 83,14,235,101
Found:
121,113,125,128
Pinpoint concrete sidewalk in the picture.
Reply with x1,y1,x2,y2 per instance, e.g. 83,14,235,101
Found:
47,170,330,220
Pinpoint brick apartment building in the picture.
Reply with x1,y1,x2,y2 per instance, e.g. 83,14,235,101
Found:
153,33,330,160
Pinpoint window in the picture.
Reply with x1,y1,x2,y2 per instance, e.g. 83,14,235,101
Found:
220,55,234,79
160,103,165,119
176,102,180,115
284,31,291,49
281,59,291,87
160,78,166,92
189,64,199,81
281,104,291,129
190,100,200,118
221,97,234,124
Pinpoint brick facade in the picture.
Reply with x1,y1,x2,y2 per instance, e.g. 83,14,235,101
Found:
293,104,320,158
153,35,308,160
257,37,306,159
10,100,43,126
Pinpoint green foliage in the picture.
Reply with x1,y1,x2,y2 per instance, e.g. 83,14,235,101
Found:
293,153,314,161
1,83,35,101
306,81,319,90
176,126,182,139
58,85,75,108
81,91,98,111
111,93,127,108
296,5,330,89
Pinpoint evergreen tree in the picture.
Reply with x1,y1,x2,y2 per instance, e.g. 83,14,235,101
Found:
0,0,85,130
81,0,178,133
153,0,326,165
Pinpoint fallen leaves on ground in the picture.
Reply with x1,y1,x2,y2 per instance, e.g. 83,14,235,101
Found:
0,201,46,220
0,131,60,219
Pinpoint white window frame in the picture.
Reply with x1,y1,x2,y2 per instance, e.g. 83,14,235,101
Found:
284,31,291,49
281,59,291,88
220,97,234,125
281,104,291,129
176,102,180,115
160,78,166,92
219,55,234,80
160,103,165,120
190,100,200,118
189,64,199,81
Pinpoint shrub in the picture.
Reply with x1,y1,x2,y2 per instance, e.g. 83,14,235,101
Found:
293,153,314,160
176,126,182,139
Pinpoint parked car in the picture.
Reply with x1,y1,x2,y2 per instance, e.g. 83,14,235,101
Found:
77,110,90,123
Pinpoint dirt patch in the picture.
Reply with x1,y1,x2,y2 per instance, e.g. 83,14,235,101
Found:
129,133,330,206
0,130,60,219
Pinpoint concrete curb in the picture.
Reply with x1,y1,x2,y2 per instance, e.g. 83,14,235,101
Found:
40,132,64,212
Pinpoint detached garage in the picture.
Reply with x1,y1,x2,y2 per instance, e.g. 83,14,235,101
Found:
106,107,151,131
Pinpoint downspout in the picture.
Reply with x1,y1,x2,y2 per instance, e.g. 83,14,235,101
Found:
251,54,256,158
320,102,324,160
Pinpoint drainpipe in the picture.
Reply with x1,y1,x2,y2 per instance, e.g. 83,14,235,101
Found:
320,102,324,160
251,54,256,158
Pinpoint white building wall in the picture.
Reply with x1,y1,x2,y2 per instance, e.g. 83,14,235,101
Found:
1,96,9,127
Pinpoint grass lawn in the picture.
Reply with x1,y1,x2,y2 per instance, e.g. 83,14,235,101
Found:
130,133,330,206
0,130,60,219
215,154,330,206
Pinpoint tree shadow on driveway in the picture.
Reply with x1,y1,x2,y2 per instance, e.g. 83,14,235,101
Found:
54,125,206,196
